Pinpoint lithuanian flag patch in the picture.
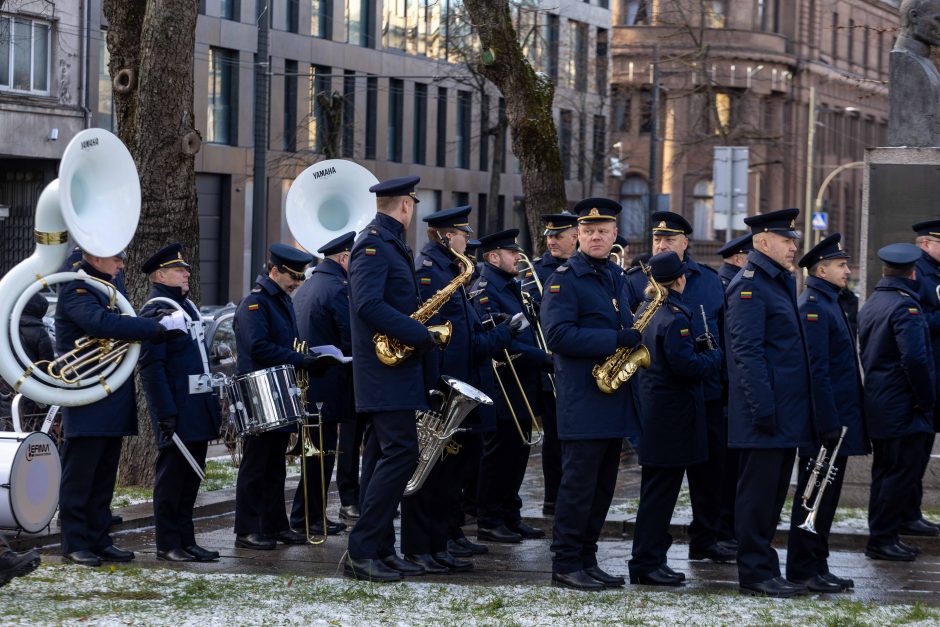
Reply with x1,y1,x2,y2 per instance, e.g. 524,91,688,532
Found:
479,296,490,304
548,285,561,293
806,313,819,321
909,307,920,315
364,247,377,256
420,277,432,285
739,291,753,300
248,304,259,311
679,328,690,337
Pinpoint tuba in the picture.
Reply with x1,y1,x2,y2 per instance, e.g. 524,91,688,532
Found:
592,262,666,394
405,376,492,495
0,129,142,407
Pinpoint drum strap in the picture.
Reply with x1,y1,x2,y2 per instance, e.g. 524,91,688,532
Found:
143,296,212,387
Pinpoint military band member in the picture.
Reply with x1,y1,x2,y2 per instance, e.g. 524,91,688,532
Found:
785,234,868,591
541,198,639,591
346,176,444,582
717,233,753,289
56,250,177,567
859,243,936,562
138,244,221,563
905,220,940,536
289,231,357,538
233,244,318,551
629,251,723,586
626,211,733,564
473,229,550,544
725,208,814,597
522,211,578,516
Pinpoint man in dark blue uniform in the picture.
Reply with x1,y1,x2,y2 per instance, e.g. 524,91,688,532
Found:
472,228,551,544
345,176,444,582
785,234,868,591
717,233,752,289
905,219,940,536
859,243,936,562
625,211,733,563
138,243,221,563
541,198,640,590
233,243,318,550
725,208,814,597
289,231,356,538
56,250,177,566
403,206,517,572
521,211,577,516
630,251,723,586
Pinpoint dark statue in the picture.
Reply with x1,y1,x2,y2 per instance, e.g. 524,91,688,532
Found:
888,0,940,147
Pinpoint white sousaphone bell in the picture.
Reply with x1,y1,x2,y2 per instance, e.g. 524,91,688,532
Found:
285,159,379,256
0,128,142,407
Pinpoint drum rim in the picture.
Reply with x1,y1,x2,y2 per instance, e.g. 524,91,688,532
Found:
0,431,60,533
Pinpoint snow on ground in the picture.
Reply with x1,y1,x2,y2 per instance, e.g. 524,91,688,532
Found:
3,564,937,626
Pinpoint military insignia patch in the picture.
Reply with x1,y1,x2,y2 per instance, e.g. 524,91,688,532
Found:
365,247,377,256
739,291,753,300
548,285,561,293
423,260,433,267
679,328,690,337
75,288,87,294
479,296,490,304
742,269,755,279
806,313,819,321
248,304,260,311
420,277,432,285
909,307,920,315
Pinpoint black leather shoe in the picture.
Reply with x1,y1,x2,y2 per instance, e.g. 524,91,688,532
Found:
302,519,348,536
552,569,605,591
344,556,402,582
796,574,844,593
405,553,449,574
478,525,522,543
184,545,220,562
109,514,123,528
339,504,360,522
0,549,40,586
63,550,102,567
446,539,474,557
381,553,425,576
740,577,806,598
584,565,625,587
630,566,684,587
433,551,473,572
899,519,939,536
689,542,736,563
661,564,686,582
866,543,917,561
454,536,488,555
897,540,921,555
275,529,308,545
717,538,738,552
820,572,854,591
95,545,134,562
542,501,556,516
508,521,545,539
156,548,195,562
235,534,276,550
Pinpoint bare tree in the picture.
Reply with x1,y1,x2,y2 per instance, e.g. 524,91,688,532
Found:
103,0,201,486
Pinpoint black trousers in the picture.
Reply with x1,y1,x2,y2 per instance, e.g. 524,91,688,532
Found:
347,411,418,560
234,431,291,536
336,414,366,508
540,391,561,505
477,417,532,529
551,438,622,574
903,432,936,523
629,465,685,576
154,440,209,551
734,447,795,585
289,422,339,531
719,447,739,542
401,435,465,555
449,433,483,540
59,436,123,554
869,433,929,546
686,399,726,551
786,455,847,581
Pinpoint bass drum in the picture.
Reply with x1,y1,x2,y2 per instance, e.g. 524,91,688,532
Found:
0,431,61,533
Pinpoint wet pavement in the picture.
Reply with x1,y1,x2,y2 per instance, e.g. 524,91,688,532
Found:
14,451,940,606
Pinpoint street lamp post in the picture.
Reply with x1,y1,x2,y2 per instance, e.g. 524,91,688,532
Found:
812,161,865,244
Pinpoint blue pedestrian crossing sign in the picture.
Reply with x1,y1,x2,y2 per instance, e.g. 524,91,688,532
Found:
812,212,828,230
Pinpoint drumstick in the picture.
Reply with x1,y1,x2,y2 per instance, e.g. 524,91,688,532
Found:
172,433,207,481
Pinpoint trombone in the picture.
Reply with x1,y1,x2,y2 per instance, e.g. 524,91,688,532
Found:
517,252,544,296
485,316,544,447
516,252,556,397
610,243,628,269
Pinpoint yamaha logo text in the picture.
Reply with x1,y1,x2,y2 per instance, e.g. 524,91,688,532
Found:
80,137,99,150
311,166,336,179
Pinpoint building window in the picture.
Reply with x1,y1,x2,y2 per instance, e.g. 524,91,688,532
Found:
877,31,884,76
382,0,437,55
413,82,427,164
221,0,240,20
0,16,50,94
545,13,559,81
559,109,572,179
312,0,333,38
692,179,714,240
595,28,608,96
831,12,838,60
592,115,606,183
567,20,588,92
309,64,331,152
577,113,587,181
863,24,870,72
365,76,377,159
452,191,469,207
388,78,404,162
479,93,490,171
97,33,113,131
342,71,356,158
619,175,649,238
207,47,238,145
347,0,375,48
612,85,631,133
713,92,732,135
286,0,300,32
620,0,648,26
847,18,854,65
436,86,447,167
284,60,298,151
706,1,726,28
639,88,654,133
456,89,471,169
499,97,507,173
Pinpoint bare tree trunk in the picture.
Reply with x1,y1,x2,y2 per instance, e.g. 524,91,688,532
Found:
462,0,567,241
486,117,506,234
104,0,201,486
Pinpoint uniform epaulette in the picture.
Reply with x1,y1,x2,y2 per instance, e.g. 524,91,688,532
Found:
556,265,569,273
742,269,755,279
251,287,262,293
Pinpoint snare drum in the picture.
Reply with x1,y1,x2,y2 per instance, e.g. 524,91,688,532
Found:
227,365,304,436
0,431,61,533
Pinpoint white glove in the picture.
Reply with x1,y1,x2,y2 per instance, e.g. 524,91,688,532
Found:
510,312,530,333
158,310,188,332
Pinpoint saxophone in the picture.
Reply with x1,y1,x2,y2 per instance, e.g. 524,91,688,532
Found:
373,242,475,366
592,262,667,394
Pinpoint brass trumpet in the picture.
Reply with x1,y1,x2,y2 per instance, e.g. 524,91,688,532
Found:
798,426,848,535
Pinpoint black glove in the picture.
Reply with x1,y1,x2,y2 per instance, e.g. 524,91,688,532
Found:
819,428,842,451
302,353,331,376
158,414,177,440
616,328,642,349
493,312,512,325
753,412,775,436
154,327,187,344
541,353,554,374
694,334,715,353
